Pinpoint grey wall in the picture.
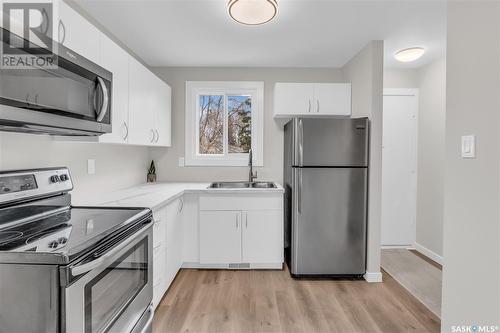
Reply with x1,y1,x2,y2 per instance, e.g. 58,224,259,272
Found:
383,58,446,258
415,58,446,258
0,133,150,203
442,1,500,330
342,41,384,280
150,67,344,184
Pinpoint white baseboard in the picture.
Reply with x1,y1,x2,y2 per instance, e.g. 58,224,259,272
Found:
414,243,443,265
181,262,283,270
364,271,383,283
381,245,414,249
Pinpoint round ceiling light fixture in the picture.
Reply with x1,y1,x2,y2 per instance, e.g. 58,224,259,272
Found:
394,47,425,62
228,0,278,26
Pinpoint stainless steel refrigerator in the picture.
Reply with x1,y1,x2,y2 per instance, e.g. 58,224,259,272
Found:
284,117,369,277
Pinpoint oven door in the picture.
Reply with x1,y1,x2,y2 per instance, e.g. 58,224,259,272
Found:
62,222,152,333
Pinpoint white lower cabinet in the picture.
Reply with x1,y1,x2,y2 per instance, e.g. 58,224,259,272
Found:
165,198,183,288
152,207,167,308
242,210,283,264
200,211,242,264
199,195,283,268
152,197,184,310
153,192,283,310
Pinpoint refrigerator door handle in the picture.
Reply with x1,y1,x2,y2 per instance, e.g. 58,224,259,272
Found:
298,168,302,214
298,118,304,167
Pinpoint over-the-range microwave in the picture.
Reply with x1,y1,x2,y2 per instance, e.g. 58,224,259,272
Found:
0,27,112,136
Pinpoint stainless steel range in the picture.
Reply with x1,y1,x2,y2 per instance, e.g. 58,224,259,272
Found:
0,168,154,333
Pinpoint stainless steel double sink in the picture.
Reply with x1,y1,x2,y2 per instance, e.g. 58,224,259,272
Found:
209,181,277,189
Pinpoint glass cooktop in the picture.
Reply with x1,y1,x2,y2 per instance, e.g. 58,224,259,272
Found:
0,206,150,262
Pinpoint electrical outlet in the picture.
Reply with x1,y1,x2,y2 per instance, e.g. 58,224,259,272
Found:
87,159,96,174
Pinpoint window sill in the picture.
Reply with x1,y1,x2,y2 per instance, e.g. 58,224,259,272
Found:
184,157,263,167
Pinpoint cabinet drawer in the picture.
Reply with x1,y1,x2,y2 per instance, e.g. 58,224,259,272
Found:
199,194,282,211
153,244,164,285
153,221,164,246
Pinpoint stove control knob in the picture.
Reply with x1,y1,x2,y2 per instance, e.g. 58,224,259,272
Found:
60,174,68,181
50,175,60,183
57,237,68,244
48,240,59,249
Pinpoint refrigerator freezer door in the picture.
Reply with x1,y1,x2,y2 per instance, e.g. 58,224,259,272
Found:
294,118,369,167
291,167,367,275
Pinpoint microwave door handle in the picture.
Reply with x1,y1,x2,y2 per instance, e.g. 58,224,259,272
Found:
96,77,109,122
70,222,150,276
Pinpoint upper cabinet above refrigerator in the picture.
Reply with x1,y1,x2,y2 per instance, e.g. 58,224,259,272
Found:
273,83,351,118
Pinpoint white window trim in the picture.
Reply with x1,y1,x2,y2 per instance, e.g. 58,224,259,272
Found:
185,81,264,167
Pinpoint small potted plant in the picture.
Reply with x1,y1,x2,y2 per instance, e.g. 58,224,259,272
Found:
147,160,156,183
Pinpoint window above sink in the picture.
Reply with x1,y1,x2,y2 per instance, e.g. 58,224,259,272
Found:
185,81,264,167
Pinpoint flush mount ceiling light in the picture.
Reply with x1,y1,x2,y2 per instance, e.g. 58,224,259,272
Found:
394,47,425,62
228,0,278,26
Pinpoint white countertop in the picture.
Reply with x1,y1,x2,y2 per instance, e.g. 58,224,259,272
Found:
75,181,284,210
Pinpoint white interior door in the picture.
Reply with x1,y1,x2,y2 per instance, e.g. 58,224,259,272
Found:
381,89,418,246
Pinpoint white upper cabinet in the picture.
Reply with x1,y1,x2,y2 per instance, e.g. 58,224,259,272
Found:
274,83,315,116
152,76,172,147
128,58,171,147
128,57,155,146
57,1,100,63
274,83,351,117
51,1,172,147
313,83,351,116
98,34,129,144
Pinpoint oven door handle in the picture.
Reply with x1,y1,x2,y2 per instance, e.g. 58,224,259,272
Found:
96,77,109,122
139,305,154,333
70,223,150,276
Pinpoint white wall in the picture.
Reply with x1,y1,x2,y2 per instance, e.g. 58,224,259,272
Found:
342,41,384,282
384,69,418,89
150,67,344,184
383,58,446,260
441,1,500,330
0,133,150,203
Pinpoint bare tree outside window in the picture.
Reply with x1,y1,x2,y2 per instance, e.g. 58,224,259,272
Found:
199,95,224,154
198,94,252,155
228,95,252,153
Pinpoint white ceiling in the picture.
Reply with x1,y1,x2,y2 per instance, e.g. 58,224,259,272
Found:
76,0,446,69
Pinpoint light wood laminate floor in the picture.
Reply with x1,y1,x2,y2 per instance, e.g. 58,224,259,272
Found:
153,267,440,333
381,249,442,317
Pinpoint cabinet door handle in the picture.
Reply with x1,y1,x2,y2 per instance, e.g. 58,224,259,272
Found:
58,20,66,44
178,198,184,213
317,100,320,113
245,213,248,228
150,129,155,143
308,99,311,113
123,122,129,140
236,214,239,229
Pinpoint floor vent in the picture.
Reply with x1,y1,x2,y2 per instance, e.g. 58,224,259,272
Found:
228,263,251,269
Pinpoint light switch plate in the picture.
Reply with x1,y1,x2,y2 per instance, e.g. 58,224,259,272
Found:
87,159,96,174
178,157,185,167
461,135,476,159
